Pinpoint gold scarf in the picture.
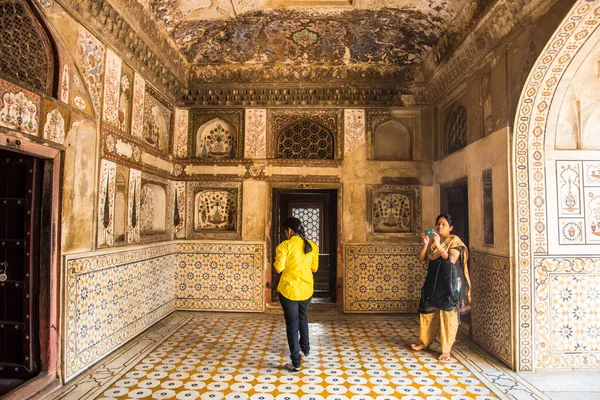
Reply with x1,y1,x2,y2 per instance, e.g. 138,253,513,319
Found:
427,234,471,301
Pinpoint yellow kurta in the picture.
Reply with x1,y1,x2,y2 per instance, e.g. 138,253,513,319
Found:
274,236,319,301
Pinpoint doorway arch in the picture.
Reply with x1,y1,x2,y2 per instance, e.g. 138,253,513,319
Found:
512,0,600,371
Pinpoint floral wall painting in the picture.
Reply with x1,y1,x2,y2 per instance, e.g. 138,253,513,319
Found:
558,162,583,217
344,109,365,154
194,190,237,230
195,118,236,158
131,72,145,139
367,183,422,240
481,69,493,137
186,181,242,240
172,181,186,239
585,188,600,243
0,78,40,135
77,26,105,117
60,64,70,104
143,90,172,153
113,166,130,245
244,109,267,158
97,159,116,247
127,169,141,244
190,109,244,160
102,48,122,127
118,64,133,133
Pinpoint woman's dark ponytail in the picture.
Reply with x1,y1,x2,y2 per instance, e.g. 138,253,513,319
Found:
283,217,313,254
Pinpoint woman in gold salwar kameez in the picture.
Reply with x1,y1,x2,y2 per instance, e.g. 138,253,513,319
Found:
411,214,471,361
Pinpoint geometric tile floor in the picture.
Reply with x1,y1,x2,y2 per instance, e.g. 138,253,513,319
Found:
44,311,549,400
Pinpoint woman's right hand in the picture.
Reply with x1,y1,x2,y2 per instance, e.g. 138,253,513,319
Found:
421,232,430,246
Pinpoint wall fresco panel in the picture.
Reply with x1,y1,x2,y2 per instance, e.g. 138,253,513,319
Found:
102,49,121,126
344,109,365,154
174,108,189,158
98,159,116,247
244,109,267,158
131,72,145,139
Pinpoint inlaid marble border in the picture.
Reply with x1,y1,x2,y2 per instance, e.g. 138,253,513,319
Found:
512,0,600,371
470,251,512,367
344,244,424,313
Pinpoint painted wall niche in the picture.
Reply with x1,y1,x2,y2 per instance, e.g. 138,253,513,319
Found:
367,182,422,241
186,181,242,240
114,168,129,245
190,109,244,160
139,173,171,243
142,86,173,154
195,118,237,158
366,109,421,161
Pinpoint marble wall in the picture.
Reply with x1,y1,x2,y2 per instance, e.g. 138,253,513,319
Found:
64,241,265,381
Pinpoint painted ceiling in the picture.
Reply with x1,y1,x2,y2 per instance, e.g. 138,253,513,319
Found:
141,0,467,67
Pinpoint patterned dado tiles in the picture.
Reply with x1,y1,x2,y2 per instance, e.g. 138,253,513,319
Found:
344,245,424,312
175,242,265,312
534,257,600,368
52,312,505,400
64,243,179,381
64,242,266,381
470,252,512,368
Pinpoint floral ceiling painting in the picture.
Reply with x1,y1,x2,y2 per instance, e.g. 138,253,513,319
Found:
144,1,464,66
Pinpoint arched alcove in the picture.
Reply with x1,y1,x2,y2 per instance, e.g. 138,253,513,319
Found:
373,120,412,161
140,183,167,233
512,0,600,371
195,118,236,158
114,173,127,243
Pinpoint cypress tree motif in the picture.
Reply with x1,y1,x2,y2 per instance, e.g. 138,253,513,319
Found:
173,188,181,228
103,176,110,229
131,182,137,229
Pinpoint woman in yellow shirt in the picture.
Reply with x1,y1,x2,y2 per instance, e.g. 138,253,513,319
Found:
274,217,319,372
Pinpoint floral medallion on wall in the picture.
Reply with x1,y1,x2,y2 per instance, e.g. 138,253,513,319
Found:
244,109,267,158
97,159,116,247
0,78,40,135
143,85,173,154
131,72,145,139
42,98,69,144
367,182,422,241
189,109,244,160
77,26,105,118
186,181,242,240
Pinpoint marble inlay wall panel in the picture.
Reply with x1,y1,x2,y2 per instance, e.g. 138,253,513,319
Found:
186,181,243,240
173,108,189,158
535,257,600,368
131,72,145,139
172,181,186,239
42,98,68,144
344,244,423,312
143,86,173,154
63,243,178,381
0,77,40,135
470,251,512,367
97,159,116,247
344,109,365,154
190,109,244,159
244,109,267,158
175,242,264,312
366,183,422,240
128,169,141,244
77,26,105,117
102,48,121,127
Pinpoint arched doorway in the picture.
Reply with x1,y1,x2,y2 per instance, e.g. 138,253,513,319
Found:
512,0,600,371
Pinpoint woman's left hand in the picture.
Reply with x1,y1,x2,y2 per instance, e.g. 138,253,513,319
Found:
432,232,441,245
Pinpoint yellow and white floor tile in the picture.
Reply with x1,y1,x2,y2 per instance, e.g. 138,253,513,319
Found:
47,312,546,400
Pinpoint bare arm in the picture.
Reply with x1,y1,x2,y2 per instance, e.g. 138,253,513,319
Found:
418,232,430,262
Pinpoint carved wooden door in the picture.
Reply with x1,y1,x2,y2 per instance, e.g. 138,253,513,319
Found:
272,190,337,303
0,150,41,379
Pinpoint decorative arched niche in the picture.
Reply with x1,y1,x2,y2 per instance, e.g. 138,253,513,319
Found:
138,173,171,242
113,171,128,244
372,120,412,161
186,181,242,239
195,118,237,158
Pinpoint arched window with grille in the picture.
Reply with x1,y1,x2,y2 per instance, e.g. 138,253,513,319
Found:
276,119,335,159
445,103,468,155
